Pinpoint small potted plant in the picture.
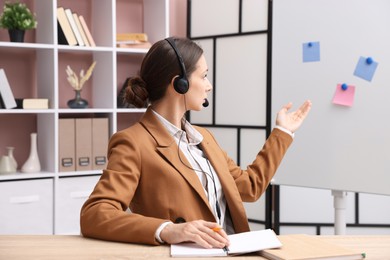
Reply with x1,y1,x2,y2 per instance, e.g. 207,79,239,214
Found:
0,1,37,42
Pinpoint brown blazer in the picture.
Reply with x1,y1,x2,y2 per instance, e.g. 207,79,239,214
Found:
80,107,293,245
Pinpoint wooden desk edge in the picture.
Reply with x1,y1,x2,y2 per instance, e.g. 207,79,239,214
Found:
0,235,389,259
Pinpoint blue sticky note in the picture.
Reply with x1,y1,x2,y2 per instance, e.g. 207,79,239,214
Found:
353,56,378,82
302,41,320,62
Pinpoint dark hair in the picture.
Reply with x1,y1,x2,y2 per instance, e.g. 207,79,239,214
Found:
124,37,203,108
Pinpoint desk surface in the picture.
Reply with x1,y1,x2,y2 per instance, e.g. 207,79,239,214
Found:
0,235,389,259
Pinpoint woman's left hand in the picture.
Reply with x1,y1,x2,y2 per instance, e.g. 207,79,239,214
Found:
276,100,312,133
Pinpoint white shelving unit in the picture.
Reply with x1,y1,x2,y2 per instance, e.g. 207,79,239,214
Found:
0,0,169,235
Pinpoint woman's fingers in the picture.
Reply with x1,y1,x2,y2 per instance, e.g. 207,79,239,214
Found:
160,220,229,248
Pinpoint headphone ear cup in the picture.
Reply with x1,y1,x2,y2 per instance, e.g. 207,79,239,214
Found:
174,77,189,94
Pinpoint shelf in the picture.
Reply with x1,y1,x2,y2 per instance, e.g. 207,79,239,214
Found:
58,108,115,114
0,42,54,49
58,170,102,178
115,47,149,54
57,45,114,53
0,172,55,181
0,0,169,235
116,108,147,113
0,109,55,114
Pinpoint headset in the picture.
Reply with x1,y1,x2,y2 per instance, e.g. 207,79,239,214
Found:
165,37,190,94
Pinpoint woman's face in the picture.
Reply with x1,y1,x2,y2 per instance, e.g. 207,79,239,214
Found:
187,54,213,111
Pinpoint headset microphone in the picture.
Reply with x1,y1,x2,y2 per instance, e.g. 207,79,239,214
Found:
203,99,209,107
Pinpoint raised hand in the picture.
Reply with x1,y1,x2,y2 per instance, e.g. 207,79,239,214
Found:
276,100,312,133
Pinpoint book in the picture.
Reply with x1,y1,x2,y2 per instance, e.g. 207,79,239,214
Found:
73,13,90,47
15,98,49,109
0,95,4,108
116,42,152,49
170,229,282,257
57,7,77,46
116,33,148,43
78,15,96,47
64,8,85,46
260,234,366,260
116,33,151,49
0,69,17,109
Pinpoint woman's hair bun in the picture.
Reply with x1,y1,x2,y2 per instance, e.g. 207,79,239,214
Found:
124,76,149,108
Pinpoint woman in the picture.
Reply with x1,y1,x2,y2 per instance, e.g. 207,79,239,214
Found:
80,37,312,249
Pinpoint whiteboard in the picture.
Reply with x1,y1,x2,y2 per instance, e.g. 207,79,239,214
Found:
272,0,390,195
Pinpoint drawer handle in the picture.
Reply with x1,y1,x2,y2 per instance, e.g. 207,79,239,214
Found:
70,191,91,199
10,195,40,204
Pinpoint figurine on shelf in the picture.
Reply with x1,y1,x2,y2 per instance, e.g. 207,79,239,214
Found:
0,146,18,175
21,132,41,173
0,155,16,174
66,61,97,108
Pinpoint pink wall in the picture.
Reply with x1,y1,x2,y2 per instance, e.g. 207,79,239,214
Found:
170,0,187,37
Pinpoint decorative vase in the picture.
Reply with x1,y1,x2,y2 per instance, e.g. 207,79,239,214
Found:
21,132,41,173
8,29,25,42
6,146,17,170
67,90,88,108
0,155,17,174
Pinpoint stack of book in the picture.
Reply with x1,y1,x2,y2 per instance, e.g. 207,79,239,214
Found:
0,69,49,109
116,33,151,49
57,7,96,47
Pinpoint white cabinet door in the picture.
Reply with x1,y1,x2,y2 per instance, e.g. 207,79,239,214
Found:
0,178,54,234
56,175,100,234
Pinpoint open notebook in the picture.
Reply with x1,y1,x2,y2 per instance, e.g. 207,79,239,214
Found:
171,229,282,257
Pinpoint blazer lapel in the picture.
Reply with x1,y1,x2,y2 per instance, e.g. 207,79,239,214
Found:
140,108,213,214
197,136,236,197
198,131,250,232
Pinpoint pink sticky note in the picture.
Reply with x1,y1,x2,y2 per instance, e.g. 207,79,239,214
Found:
332,84,356,107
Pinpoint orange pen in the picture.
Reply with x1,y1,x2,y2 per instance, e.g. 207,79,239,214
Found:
211,226,222,232
211,226,229,253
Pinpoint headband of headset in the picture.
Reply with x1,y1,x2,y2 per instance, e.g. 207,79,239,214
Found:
165,37,189,94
